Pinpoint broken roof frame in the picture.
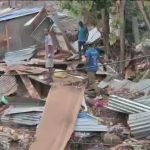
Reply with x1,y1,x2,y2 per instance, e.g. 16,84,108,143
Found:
0,7,42,22
31,16,53,43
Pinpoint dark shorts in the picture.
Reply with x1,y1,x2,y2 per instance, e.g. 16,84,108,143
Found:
78,41,86,55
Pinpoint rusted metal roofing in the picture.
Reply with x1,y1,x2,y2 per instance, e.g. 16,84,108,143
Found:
128,111,150,138
0,72,17,96
30,85,85,150
54,12,78,32
106,95,150,114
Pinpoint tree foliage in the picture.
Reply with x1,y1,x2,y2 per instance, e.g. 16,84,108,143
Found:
59,0,93,16
59,0,113,26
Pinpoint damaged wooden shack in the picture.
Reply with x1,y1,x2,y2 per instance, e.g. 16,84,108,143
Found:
0,6,118,150
0,6,101,150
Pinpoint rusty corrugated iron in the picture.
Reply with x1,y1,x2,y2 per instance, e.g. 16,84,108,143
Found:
0,72,17,96
30,85,85,150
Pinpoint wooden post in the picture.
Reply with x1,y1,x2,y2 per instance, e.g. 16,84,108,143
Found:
132,16,140,44
136,0,150,31
17,71,41,99
119,0,126,78
5,24,10,51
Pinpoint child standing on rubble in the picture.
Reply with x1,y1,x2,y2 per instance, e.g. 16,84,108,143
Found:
44,28,54,82
77,21,89,58
82,43,106,91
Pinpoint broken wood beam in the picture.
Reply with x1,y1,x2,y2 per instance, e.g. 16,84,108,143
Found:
17,71,41,99
30,85,85,150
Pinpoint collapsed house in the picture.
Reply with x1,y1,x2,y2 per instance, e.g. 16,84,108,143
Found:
0,7,42,52
0,6,107,149
1,5,150,150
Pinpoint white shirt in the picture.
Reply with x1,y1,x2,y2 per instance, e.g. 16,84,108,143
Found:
45,34,53,57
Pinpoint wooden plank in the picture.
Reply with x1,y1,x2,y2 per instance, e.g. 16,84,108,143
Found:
28,75,50,85
17,71,41,99
5,24,10,51
30,85,85,150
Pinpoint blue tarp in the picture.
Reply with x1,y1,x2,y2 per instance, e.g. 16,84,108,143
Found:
75,112,108,132
0,7,42,22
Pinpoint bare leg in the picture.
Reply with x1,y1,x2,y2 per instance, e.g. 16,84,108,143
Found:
48,68,54,82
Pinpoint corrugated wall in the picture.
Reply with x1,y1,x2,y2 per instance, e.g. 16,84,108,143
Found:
6,14,36,51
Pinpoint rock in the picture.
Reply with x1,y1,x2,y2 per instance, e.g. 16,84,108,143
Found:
103,133,122,145
74,132,92,138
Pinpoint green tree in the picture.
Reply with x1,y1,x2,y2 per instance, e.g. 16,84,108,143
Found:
59,0,113,59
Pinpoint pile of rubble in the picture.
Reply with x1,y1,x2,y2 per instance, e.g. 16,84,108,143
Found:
1,5,150,150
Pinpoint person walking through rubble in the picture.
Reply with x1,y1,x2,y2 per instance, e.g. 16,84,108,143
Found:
44,28,54,82
77,21,89,58
82,43,106,91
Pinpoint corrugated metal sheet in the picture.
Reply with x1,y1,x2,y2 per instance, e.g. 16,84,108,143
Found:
1,106,43,126
51,14,74,52
75,112,108,132
3,106,44,115
135,96,150,106
4,45,36,66
72,28,101,53
7,96,45,107
0,8,13,15
0,7,42,22
1,112,42,126
107,79,150,94
106,95,150,114
31,17,53,43
24,8,47,27
0,72,17,96
31,16,72,53
128,111,150,138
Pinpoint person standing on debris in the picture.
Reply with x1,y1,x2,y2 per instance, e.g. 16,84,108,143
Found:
78,21,89,58
82,43,106,91
44,28,54,82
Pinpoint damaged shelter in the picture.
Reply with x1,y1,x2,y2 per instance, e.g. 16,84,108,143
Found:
2,4,150,150
0,5,113,150
0,7,42,52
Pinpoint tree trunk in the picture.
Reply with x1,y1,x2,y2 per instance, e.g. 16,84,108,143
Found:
102,8,110,60
119,0,126,78
136,0,150,30
132,16,140,44
8,0,11,7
